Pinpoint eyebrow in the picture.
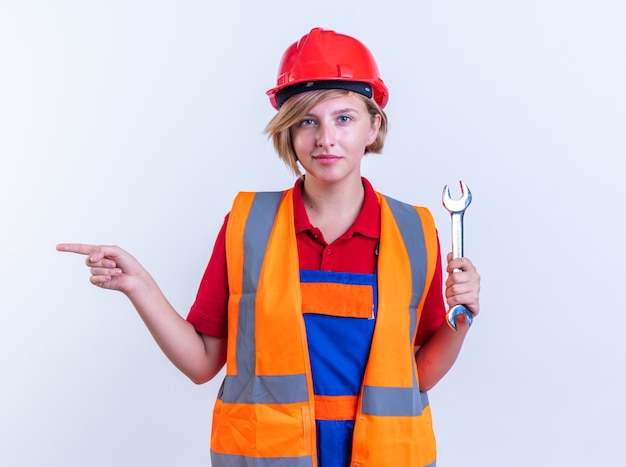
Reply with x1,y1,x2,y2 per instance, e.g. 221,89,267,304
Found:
305,107,359,118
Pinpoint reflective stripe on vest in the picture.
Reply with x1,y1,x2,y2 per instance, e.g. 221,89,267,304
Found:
211,189,439,467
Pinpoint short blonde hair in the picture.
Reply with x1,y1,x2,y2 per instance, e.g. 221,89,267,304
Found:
264,89,388,176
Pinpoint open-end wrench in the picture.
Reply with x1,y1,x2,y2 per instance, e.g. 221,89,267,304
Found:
442,180,474,330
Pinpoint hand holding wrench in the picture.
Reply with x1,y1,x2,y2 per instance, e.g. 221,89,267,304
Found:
442,180,474,330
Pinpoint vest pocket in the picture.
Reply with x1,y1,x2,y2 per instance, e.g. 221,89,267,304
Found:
301,281,374,318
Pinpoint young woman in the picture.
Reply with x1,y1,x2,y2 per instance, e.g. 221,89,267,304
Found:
58,27,480,467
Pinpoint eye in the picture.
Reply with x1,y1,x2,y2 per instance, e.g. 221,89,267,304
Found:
337,115,352,124
299,118,317,127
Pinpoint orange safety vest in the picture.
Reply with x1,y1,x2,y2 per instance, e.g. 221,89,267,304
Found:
211,188,439,467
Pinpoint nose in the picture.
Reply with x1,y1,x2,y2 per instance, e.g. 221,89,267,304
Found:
316,122,335,148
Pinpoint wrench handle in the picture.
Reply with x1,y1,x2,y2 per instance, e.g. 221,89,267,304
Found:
451,212,464,261
448,212,472,329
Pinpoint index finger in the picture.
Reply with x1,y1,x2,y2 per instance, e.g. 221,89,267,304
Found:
56,243,98,256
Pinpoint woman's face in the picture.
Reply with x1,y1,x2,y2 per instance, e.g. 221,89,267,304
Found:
290,93,381,187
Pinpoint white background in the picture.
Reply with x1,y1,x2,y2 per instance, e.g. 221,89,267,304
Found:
1,1,624,465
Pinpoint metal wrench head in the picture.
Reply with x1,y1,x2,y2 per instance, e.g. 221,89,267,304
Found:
442,180,472,214
446,304,474,330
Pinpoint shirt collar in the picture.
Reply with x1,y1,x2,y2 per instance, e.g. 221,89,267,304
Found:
292,176,381,240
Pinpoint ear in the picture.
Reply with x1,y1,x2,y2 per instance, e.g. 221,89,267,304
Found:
366,113,382,145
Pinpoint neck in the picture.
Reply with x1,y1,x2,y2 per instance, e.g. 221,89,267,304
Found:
302,175,364,210
301,175,365,244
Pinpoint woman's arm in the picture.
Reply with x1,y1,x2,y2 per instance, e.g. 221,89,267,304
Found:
415,254,480,391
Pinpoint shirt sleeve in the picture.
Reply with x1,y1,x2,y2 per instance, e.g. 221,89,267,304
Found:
414,236,446,346
186,214,230,338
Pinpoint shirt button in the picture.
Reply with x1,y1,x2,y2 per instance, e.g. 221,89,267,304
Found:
325,248,332,255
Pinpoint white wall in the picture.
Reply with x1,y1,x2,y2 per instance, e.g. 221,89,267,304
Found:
1,1,624,465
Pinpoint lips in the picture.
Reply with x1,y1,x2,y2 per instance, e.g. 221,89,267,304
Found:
312,155,341,164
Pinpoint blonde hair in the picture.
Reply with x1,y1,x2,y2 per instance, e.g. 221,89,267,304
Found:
264,89,388,176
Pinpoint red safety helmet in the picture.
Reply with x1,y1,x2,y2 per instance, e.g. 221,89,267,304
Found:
266,28,389,110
